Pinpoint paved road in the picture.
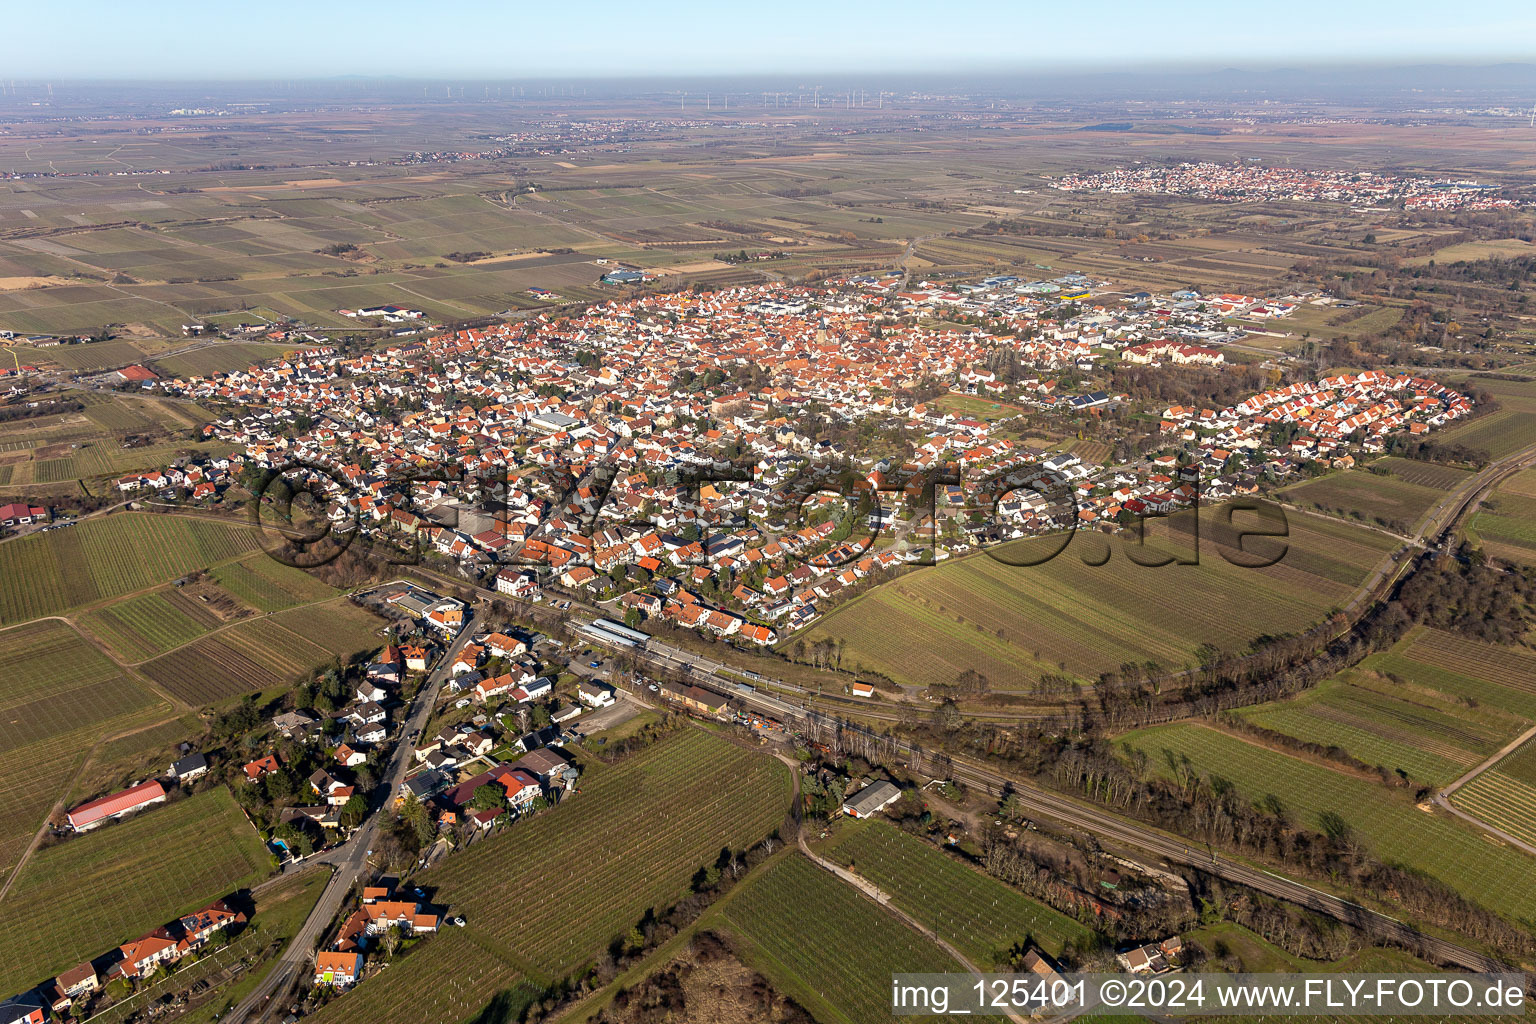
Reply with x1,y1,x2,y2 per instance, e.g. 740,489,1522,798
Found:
226,608,483,1024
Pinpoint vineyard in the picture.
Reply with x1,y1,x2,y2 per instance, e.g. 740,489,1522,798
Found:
1450,739,1536,848
80,590,213,662
1118,723,1536,924
0,619,162,757
1235,668,1513,787
140,598,383,705
0,514,258,625
1279,470,1450,532
1369,629,1536,717
422,728,792,979
0,619,170,875
819,819,1092,963
1373,457,1474,491
0,787,271,999
719,853,962,1024
1466,465,1536,566
303,929,531,1024
273,599,388,656
211,555,337,613
1439,377,1536,460
304,730,791,1024
797,506,1395,687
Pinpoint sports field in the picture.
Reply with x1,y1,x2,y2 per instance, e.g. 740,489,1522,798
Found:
818,818,1092,963
1118,723,1536,923
719,853,964,1024
796,507,1396,687
0,787,270,999
0,513,258,625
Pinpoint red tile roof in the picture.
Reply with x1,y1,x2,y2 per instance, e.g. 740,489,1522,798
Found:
67,779,166,829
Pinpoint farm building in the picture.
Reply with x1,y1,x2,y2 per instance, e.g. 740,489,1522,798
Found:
66,779,167,831
841,780,901,819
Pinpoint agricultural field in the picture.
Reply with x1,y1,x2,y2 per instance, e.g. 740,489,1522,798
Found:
1439,375,1536,461
0,787,270,999
78,589,215,661
1279,469,1450,534
303,928,531,1024
0,619,167,875
718,853,963,1024
1117,723,1536,924
1466,466,1536,566
152,342,297,377
1372,457,1475,491
0,513,258,624
1450,738,1536,849
71,715,204,803
271,597,386,654
175,869,333,1024
1366,628,1536,720
426,729,790,978
817,818,1093,963
796,506,1397,688
308,730,790,1024
1405,238,1536,265
211,554,339,613
0,619,161,755
1232,626,1536,788
0,390,224,497
140,596,382,705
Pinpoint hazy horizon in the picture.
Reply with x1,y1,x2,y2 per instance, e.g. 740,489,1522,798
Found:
11,0,1536,81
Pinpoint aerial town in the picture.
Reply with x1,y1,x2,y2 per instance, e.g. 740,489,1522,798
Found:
2,13,1536,1024
105,276,1474,650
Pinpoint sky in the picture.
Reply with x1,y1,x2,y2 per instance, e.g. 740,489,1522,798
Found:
9,0,1536,80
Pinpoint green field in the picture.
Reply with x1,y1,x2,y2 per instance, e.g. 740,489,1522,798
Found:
1280,470,1448,533
818,818,1093,964
797,507,1397,687
0,513,258,624
79,589,214,662
0,787,270,998
210,554,339,613
307,729,792,1024
140,597,382,705
1451,738,1536,849
1367,628,1536,720
1232,625,1536,788
153,342,296,378
1118,723,1536,924
1439,376,1536,461
1467,466,1536,566
0,619,166,875
719,853,963,1024
1372,457,1475,491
